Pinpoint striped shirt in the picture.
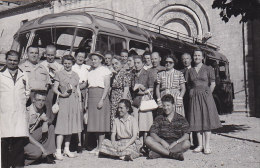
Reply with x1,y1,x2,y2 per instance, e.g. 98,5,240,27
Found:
157,69,185,90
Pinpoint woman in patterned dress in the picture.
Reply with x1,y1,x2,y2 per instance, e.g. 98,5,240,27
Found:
53,55,83,160
156,55,186,117
186,49,222,154
100,99,142,161
110,55,132,125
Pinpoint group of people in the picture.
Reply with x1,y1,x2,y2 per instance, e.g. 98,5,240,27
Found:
0,44,222,167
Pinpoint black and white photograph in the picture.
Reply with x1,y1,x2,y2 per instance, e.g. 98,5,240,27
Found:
0,0,259,167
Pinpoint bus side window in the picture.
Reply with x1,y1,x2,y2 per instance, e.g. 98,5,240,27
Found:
129,40,150,55
95,34,126,55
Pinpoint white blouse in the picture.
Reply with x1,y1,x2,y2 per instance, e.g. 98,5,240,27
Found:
72,64,90,83
87,66,111,88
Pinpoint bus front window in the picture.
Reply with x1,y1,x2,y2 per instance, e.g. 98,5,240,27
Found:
31,27,93,59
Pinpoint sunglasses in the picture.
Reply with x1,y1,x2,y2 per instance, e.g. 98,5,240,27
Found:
165,61,174,64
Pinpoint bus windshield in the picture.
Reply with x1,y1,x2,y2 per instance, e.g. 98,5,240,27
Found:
12,27,93,59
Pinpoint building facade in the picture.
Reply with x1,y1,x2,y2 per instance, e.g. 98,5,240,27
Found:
0,0,258,116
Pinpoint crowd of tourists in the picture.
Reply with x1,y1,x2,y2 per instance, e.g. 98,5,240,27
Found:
0,45,222,167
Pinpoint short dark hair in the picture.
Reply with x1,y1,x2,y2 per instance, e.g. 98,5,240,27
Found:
120,49,128,55
75,48,87,58
165,54,178,64
143,51,151,57
161,94,175,104
193,48,204,58
33,90,47,98
112,55,124,64
5,50,20,60
27,45,39,53
118,99,133,114
129,50,138,57
181,53,191,59
133,55,144,63
62,55,75,64
104,50,114,56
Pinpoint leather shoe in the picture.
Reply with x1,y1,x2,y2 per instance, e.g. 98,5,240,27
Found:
44,155,56,164
169,152,184,161
77,146,83,153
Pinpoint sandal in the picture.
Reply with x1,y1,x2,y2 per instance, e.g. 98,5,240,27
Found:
193,146,203,153
204,148,212,155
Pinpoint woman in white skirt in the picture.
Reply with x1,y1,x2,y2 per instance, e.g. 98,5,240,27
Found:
86,52,111,155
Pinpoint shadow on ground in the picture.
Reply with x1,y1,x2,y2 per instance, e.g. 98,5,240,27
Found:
213,124,260,144
213,124,250,134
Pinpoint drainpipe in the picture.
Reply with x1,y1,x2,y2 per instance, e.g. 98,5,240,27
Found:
242,22,249,115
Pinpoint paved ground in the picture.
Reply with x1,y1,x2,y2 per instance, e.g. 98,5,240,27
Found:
28,112,260,168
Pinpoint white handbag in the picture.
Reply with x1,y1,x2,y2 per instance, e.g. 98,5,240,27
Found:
139,90,158,112
52,94,59,114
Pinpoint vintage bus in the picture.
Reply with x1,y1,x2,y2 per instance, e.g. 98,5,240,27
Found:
10,8,233,114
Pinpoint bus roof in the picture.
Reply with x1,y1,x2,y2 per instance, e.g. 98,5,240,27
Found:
16,12,229,63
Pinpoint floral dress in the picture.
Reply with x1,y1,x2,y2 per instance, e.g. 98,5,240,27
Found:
110,69,132,125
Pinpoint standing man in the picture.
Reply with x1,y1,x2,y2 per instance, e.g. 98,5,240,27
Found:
149,52,166,85
143,51,152,70
40,45,63,123
19,45,51,98
181,53,192,118
120,49,129,70
24,91,56,165
1,50,30,168
148,52,166,117
40,45,63,82
181,52,197,147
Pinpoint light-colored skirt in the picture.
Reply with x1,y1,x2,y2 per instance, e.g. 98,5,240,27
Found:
55,92,83,135
100,139,142,159
87,88,110,132
139,111,153,132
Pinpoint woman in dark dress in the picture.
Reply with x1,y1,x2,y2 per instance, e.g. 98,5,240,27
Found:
186,49,222,154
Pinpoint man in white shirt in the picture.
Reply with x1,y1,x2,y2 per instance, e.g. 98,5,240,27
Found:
1,50,30,168
72,48,90,153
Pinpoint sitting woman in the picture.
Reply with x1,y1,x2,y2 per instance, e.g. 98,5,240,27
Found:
145,94,190,161
99,99,142,161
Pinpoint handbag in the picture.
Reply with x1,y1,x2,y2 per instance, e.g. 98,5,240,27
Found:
52,93,60,114
139,90,158,112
